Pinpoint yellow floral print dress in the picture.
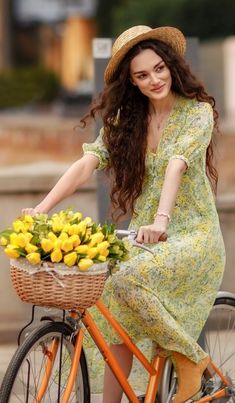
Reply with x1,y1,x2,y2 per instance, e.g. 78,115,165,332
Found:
82,96,225,392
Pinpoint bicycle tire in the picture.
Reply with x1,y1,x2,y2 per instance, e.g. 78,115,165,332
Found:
0,321,90,403
158,294,235,403
200,294,235,402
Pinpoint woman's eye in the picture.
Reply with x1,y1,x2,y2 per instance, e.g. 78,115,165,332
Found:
156,64,165,72
137,74,147,79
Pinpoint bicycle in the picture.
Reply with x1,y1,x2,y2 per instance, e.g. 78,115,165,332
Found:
0,230,235,403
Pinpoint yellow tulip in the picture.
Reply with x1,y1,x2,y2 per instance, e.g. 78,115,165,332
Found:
26,252,41,265
99,249,109,258
52,221,64,233
13,220,26,233
51,249,63,263
86,247,98,259
0,236,8,246
16,233,28,248
51,212,60,220
69,234,80,247
68,224,80,235
41,238,54,253
47,232,58,242
62,224,71,233
84,229,92,242
53,239,62,250
97,255,107,262
24,232,33,243
73,212,82,221
78,258,93,271
10,233,20,246
23,215,34,224
83,217,92,225
25,243,38,253
4,245,20,259
61,239,73,253
58,232,68,241
9,232,28,248
89,232,104,246
64,252,77,267
97,241,110,254
76,221,87,235
75,245,89,254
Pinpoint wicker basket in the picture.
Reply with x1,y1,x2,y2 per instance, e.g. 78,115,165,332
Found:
10,258,109,310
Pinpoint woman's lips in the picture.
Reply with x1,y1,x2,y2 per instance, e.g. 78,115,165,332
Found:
151,84,165,92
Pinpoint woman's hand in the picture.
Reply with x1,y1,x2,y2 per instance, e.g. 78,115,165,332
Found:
21,207,40,216
136,216,168,244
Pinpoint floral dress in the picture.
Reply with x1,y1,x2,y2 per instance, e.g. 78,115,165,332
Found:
82,96,225,392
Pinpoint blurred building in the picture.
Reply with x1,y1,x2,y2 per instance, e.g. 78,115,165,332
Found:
0,0,97,91
200,37,235,130
0,0,11,70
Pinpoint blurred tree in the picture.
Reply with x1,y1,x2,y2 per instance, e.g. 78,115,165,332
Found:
97,0,235,40
111,0,185,35
178,0,235,39
96,0,123,36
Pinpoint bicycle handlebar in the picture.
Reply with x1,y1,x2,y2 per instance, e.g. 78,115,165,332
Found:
114,229,137,240
115,229,167,255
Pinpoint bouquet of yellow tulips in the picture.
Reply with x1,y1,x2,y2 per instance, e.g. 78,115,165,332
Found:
0,209,129,271
0,210,130,310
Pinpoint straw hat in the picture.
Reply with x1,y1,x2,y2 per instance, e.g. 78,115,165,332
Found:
104,25,186,84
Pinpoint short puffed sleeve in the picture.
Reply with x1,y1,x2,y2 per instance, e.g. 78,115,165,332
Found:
82,127,109,170
169,102,214,168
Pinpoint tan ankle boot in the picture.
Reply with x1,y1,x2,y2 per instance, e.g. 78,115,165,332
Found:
172,352,210,403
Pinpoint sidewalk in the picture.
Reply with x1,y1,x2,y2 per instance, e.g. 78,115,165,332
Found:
0,343,130,402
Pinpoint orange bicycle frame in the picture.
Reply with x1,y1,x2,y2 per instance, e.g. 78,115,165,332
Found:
35,300,231,403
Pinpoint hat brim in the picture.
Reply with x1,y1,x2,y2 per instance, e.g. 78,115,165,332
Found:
104,26,186,84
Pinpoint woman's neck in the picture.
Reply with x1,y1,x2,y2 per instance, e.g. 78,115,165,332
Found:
149,92,177,116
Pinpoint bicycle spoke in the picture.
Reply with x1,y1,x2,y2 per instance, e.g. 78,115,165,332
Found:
4,332,84,402
202,301,235,402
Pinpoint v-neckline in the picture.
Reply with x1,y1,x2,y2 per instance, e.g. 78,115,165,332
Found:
147,95,181,156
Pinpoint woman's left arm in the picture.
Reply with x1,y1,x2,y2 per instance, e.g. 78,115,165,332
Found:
137,158,186,243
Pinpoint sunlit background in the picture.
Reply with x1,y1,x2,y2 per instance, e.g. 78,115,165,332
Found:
0,0,234,359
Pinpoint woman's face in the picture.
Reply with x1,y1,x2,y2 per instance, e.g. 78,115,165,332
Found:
129,48,172,101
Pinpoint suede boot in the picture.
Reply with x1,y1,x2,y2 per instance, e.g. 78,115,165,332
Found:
172,352,210,403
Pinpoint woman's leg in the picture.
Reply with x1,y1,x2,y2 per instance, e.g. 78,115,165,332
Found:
103,343,133,403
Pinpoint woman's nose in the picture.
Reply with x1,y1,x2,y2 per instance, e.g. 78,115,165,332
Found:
149,73,160,84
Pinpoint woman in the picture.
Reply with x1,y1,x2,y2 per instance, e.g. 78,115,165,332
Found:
23,26,225,403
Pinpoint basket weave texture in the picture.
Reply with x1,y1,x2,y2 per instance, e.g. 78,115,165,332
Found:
10,258,108,310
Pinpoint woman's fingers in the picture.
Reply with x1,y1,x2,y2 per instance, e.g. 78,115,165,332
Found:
137,226,167,244
21,208,37,216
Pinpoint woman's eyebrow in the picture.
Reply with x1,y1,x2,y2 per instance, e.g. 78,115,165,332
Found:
132,60,163,75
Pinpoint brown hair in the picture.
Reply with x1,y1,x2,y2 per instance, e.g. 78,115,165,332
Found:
81,39,219,220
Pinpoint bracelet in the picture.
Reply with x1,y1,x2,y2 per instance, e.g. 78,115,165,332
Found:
154,212,171,222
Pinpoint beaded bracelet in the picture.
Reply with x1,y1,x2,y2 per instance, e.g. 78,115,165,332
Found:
154,212,171,222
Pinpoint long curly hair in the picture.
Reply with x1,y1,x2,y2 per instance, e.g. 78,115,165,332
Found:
81,39,219,220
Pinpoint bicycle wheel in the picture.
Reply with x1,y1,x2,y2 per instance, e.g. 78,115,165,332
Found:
158,293,235,403
0,321,90,402
200,293,235,402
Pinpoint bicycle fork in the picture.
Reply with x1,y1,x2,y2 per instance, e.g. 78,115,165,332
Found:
34,320,85,403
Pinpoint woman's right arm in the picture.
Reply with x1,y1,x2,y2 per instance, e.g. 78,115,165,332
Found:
22,154,99,215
